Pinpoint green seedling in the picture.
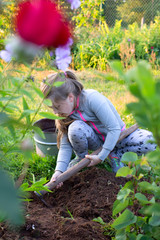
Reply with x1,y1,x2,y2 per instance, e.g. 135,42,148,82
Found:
93,217,115,237
66,208,74,220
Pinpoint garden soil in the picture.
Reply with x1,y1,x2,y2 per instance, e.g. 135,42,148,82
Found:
0,167,127,240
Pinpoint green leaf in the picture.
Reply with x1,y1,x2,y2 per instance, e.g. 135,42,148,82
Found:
19,89,33,100
138,181,153,192
34,67,44,71
8,125,16,138
141,203,160,216
112,209,137,230
136,61,155,99
151,226,160,239
93,217,106,226
126,232,137,240
53,81,64,87
135,193,150,205
22,97,30,125
122,181,134,191
32,126,45,139
117,188,132,202
149,197,155,204
0,112,10,125
137,234,153,240
109,60,124,79
39,112,64,119
19,110,35,122
149,215,160,226
136,216,147,228
32,85,44,98
113,199,129,216
22,178,52,194
125,61,155,99
11,77,22,87
115,228,126,240
129,83,142,98
4,103,20,113
121,152,138,164
0,169,24,226
116,166,133,177
147,150,160,164
43,99,52,107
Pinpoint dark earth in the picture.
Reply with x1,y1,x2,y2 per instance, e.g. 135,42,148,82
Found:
0,167,127,240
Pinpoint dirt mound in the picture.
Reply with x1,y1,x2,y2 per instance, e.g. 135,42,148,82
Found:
1,167,127,240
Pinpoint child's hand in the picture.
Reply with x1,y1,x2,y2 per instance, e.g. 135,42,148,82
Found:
50,170,63,188
85,154,102,167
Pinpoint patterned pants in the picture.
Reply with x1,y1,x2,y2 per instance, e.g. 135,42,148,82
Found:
68,120,156,160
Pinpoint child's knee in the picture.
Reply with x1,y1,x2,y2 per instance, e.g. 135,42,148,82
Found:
68,120,84,141
68,120,83,134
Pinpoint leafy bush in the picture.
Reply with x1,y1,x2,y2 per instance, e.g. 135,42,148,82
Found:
110,61,160,239
73,20,124,70
73,17,160,70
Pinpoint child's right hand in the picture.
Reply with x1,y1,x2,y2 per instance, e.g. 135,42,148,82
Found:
50,170,63,188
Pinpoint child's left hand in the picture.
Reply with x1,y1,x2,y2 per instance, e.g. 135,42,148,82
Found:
85,154,102,167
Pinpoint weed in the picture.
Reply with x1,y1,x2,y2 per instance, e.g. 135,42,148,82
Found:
119,40,136,69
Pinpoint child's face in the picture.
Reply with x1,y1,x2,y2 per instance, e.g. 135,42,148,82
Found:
52,93,75,116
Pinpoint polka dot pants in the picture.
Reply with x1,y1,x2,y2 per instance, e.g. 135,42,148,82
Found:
110,128,156,159
68,120,156,160
68,120,102,159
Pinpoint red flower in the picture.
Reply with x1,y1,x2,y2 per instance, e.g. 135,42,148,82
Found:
151,46,154,49
15,0,71,48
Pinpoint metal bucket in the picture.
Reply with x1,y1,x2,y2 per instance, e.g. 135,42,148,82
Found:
33,118,58,157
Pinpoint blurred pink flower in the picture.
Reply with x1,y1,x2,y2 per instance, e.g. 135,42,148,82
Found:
15,0,71,48
67,0,81,9
151,46,154,49
55,38,73,71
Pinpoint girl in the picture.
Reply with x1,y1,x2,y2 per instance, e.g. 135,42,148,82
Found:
40,71,156,183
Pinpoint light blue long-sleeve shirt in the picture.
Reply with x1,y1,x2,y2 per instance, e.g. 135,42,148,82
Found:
55,89,125,172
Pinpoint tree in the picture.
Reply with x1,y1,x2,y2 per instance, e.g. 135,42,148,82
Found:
117,0,160,26
117,0,144,26
103,0,123,27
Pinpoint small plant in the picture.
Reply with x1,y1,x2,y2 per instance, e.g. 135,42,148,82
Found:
119,40,135,69
93,217,115,237
112,151,160,240
18,175,51,201
66,208,74,220
149,50,156,69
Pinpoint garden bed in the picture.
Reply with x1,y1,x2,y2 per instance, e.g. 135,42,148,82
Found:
1,167,127,240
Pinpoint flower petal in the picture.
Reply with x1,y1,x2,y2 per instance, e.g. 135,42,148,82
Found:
67,0,81,9
55,38,73,71
0,50,12,62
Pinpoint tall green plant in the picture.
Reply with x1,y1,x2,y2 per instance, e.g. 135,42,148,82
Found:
110,61,160,239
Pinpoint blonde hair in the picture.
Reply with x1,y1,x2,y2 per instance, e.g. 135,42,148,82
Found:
40,71,83,147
